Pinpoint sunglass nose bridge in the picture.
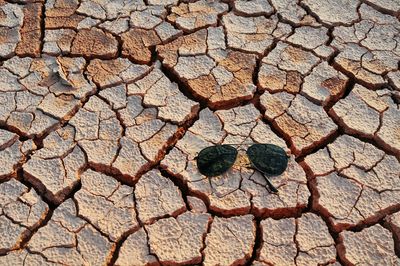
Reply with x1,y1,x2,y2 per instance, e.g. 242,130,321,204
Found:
235,150,251,167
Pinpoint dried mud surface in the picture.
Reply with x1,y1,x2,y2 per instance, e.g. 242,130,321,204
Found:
0,0,399,265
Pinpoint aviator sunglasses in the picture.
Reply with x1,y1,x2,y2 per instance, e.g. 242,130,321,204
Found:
196,143,289,193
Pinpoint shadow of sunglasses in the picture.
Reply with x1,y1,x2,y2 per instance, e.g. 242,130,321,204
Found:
196,143,289,193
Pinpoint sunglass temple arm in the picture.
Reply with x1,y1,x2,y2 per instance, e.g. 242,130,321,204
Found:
261,173,279,193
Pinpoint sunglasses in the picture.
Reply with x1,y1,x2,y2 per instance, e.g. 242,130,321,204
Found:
196,143,289,193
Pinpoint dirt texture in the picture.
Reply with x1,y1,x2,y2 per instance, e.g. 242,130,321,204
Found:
0,0,399,265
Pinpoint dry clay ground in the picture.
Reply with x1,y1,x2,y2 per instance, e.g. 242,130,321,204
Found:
0,0,400,265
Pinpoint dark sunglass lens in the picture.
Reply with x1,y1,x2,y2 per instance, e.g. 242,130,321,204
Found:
196,145,238,177
247,144,288,176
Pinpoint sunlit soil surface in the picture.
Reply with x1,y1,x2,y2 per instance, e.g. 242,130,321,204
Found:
0,0,399,265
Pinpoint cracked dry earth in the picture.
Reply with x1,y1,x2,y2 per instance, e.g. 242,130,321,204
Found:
0,0,399,265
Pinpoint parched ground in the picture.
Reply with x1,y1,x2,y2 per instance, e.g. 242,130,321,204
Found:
0,0,399,265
